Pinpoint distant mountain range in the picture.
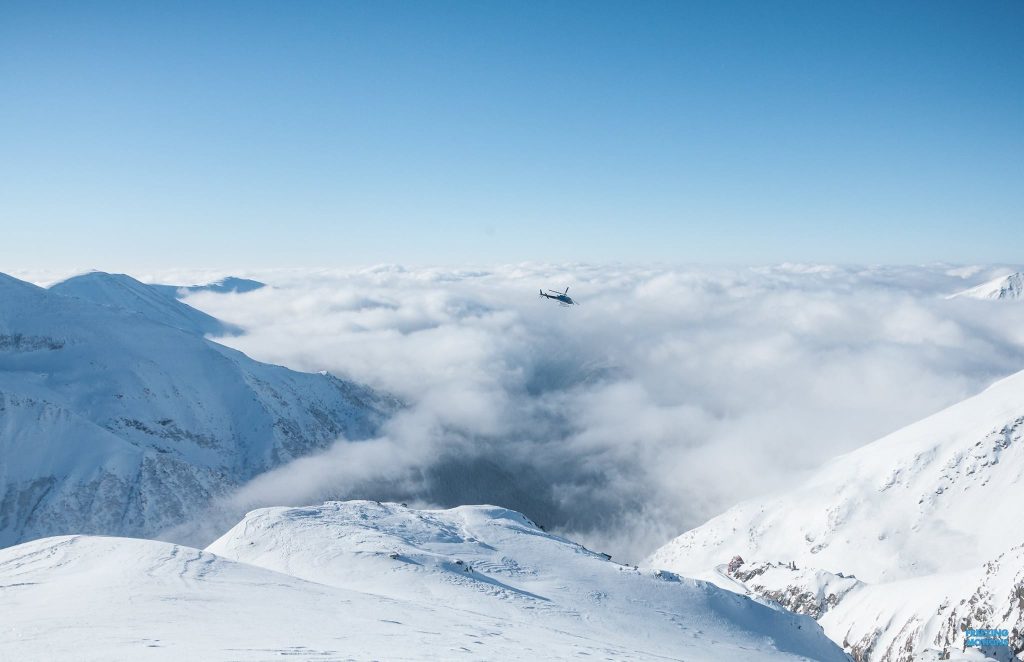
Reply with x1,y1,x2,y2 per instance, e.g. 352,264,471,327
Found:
649,369,1024,661
0,271,394,547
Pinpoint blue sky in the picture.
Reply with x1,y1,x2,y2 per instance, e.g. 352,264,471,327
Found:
1,1,1021,268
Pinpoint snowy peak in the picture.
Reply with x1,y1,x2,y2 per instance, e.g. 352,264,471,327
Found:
50,271,237,336
0,271,42,290
950,272,1024,300
208,500,851,661
0,271,48,303
207,501,615,600
206,501,848,660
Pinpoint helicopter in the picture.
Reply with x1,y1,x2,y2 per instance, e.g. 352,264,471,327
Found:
539,286,576,306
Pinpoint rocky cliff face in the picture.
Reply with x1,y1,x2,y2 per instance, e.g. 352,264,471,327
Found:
712,552,1023,661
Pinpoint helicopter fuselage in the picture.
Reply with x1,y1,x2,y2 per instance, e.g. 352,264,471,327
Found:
539,289,575,305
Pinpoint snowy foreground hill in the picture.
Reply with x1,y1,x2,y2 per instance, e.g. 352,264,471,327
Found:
650,370,1024,661
0,272,394,546
0,501,848,661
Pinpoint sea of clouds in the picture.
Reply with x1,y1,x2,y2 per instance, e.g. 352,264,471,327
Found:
61,262,1024,562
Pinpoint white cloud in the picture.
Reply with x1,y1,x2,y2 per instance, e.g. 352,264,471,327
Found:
166,263,1024,562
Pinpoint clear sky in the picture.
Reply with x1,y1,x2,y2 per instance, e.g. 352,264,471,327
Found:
1,1,1021,268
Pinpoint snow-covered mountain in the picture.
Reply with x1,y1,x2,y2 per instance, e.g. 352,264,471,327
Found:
49,271,238,336
0,501,849,661
649,370,1024,660
949,272,1024,300
150,275,267,297
0,272,395,547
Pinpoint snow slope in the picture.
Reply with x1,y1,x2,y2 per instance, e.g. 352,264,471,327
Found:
0,272,395,547
0,502,850,661
949,273,1024,300
649,370,1024,660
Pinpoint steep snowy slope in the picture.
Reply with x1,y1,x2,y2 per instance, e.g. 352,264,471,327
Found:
0,273,395,546
649,370,1024,661
650,369,1024,583
950,272,1024,300
0,501,850,661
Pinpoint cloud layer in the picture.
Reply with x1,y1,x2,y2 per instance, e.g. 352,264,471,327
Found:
166,263,1024,562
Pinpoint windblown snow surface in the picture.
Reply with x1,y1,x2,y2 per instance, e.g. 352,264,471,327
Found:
0,272,394,546
649,370,1024,661
0,501,847,661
